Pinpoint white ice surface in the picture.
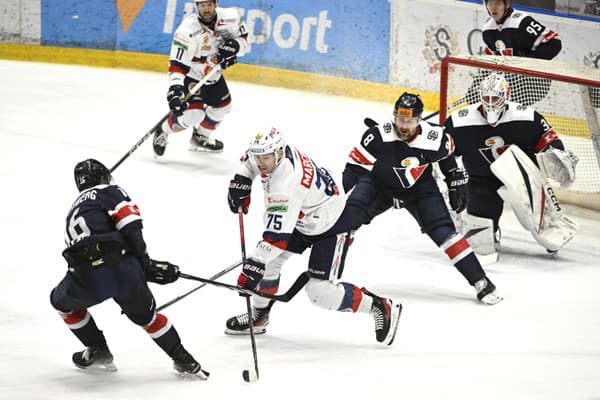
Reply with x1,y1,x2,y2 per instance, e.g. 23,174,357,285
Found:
1,60,599,400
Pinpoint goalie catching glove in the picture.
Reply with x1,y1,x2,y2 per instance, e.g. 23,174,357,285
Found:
228,174,252,214
444,168,468,213
166,84,187,117
536,147,578,186
237,258,265,290
217,39,240,70
146,259,180,284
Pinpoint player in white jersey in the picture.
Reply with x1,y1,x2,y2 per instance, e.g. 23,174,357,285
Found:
153,0,249,156
224,127,402,345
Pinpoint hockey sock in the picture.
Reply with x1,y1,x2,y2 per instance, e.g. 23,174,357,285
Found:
144,313,181,356
59,309,107,347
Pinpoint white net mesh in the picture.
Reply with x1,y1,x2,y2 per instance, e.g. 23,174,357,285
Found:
440,55,600,195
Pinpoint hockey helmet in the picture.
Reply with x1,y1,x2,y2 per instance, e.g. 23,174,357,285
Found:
394,92,424,119
480,73,511,126
74,159,112,192
248,127,285,156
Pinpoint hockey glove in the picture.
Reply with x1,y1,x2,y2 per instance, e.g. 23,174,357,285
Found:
217,39,240,70
146,259,180,284
237,258,265,290
166,84,187,117
228,174,252,214
445,168,468,213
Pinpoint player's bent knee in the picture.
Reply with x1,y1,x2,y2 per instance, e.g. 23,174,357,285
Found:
304,278,345,310
206,103,231,121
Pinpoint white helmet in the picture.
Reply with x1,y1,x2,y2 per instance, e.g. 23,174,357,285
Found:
480,73,511,126
249,127,285,155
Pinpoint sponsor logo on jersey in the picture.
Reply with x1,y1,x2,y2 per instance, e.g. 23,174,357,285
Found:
296,150,315,189
266,205,288,213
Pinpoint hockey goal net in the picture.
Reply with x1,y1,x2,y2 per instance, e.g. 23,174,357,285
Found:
439,55,600,210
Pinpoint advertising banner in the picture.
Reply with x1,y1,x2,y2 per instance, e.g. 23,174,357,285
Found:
40,0,390,83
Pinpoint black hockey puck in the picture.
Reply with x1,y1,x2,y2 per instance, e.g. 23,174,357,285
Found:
242,369,257,382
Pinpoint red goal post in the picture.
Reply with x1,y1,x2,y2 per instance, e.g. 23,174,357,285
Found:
439,55,600,210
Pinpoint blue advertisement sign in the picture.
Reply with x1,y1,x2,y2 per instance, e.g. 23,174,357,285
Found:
41,0,390,82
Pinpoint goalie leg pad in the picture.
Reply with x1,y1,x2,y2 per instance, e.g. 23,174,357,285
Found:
491,145,577,252
461,213,498,265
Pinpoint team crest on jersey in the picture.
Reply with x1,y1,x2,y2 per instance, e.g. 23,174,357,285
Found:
393,157,428,188
423,25,460,73
479,136,508,163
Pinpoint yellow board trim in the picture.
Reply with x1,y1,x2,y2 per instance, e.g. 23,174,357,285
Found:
0,43,438,110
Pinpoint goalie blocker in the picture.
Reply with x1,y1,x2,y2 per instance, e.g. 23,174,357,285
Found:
490,145,577,252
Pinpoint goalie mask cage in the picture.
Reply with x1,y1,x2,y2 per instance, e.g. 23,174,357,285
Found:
440,55,600,211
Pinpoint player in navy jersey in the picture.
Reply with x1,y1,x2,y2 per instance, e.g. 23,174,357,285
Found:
479,0,562,106
342,93,502,305
482,0,561,60
444,73,578,257
50,159,208,378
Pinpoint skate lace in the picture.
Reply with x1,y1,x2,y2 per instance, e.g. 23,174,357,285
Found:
154,132,168,146
234,312,250,325
372,303,386,331
82,348,92,361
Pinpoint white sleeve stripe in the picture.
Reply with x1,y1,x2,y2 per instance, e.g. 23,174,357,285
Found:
115,214,142,230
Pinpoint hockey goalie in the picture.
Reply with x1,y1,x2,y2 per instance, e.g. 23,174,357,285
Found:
444,73,579,262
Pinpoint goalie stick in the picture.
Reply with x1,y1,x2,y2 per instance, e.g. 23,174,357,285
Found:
156,259,242,312
178,270,311,303
109,65,222,173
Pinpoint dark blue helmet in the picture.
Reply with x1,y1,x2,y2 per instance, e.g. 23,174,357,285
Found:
74,159,112,191
394,92,424,119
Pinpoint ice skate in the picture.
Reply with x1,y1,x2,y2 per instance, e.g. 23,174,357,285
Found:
72,344,117,372
225,301,273,335
475,277,503,305
363,288,402,346
153,126,169,157
189,127,223,153
171,344,209,379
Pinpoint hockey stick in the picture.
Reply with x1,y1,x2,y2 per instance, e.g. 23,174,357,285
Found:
238,209,259,383
156,259,242,312
109,65,222,173
178,270,310,303
422,97,467,122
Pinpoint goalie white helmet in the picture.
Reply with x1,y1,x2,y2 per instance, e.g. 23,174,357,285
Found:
480,73,511,127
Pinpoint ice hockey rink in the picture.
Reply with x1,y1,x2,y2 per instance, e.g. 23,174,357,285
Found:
1,59,600,399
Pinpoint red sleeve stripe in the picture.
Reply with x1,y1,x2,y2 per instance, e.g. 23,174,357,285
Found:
540,31,558,44
442,234,473,263
348,144,376,168
533,129,559,153
110,201,142,230
144,313,172,339
59,309,90,330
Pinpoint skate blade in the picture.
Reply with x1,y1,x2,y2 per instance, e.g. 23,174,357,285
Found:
175,368,209,381
224,326,267,336
188,145,223,154
480,292,504,305
384,302,402,346
76,361,118,372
